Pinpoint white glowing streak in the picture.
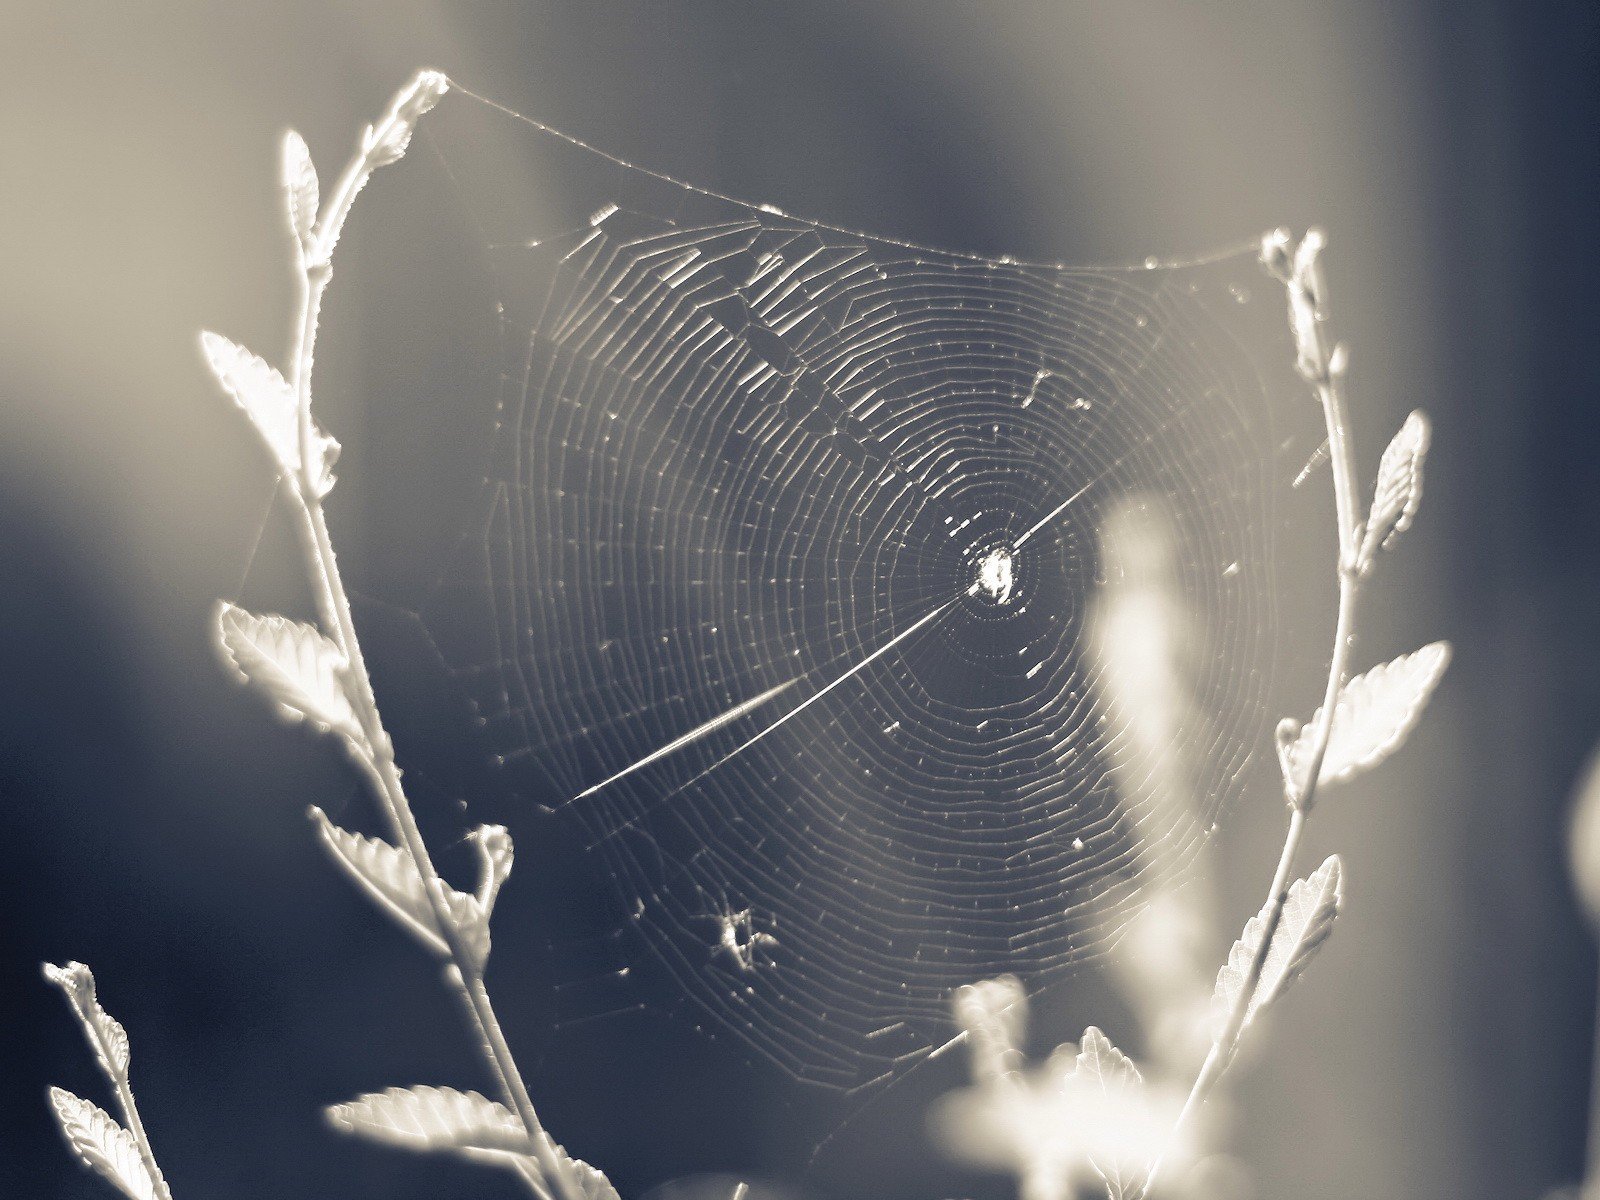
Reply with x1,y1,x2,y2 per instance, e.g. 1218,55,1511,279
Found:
575,680,798,799
1013,474,1102,550
1013,421,1177,550
579,598,960,801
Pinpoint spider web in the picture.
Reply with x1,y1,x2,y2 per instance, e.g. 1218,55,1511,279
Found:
331,85,1290,1095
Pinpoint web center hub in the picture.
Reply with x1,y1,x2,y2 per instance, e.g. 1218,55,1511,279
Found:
973,543,1017,605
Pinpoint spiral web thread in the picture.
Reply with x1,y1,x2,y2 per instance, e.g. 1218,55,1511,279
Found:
386,86,1282,1092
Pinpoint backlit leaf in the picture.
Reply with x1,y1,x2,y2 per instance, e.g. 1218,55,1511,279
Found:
48,1088,157,1200
281,129,319,249
1285,642,1451,792
43,961,129,1079
472,824,514,916
327,1085,528,1155
309,807,488,967
1212,855,1343,1039
215,603,359,739
1359,410,1431,571
200,331,298,476
1074,1027,1147,1200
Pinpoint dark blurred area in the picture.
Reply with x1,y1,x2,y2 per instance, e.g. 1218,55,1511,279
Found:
2,3,1596,1199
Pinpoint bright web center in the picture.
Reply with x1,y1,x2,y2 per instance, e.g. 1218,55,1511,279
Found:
975,544,1017,605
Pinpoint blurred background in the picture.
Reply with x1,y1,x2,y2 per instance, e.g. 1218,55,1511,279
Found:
2,3,1596,1198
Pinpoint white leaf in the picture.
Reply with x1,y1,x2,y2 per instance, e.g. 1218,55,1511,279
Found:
327,1085,530,1155
1073,1027,1147,1200
309,427,341,498
309,807,488,967
43,961,130,1079
472,824,514,915
1359,410,1431,570
310,807,444,954
373,70,449,167
1258,854,1343,1008
281,129,319,248
215,603,360,738
556,1149,622,1200
1074,1025,1141,1092
1212,855,1343,1039
1285,641,1451,791
102,1013,130,1080
49,1088,157,1200
201,331,299,477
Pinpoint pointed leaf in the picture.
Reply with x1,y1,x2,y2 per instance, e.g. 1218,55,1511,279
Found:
310,807,446,956
367,70,449,168
49,1088,157,1200
1212,855,1344,1039
554,1148,622,1200
318,72,448,261
1257,854,1343,1009
215,603,360,738
201,331,300,476
1286,642,1451,791
309,808,488,967
472,824,514,915
43,962,129,1079
308,427,341,498
1359,410,1431,571
281,129,319,249
326,1085,530,1155
1073,1028,1146,1200
1074,1025,1142,1091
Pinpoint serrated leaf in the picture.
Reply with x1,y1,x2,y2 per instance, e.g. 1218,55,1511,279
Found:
200,331,338,490
1359,410,1431,570
1285,641,1451,792
281,129,319,248
309,808,488,967
327,1085,530,1155
1258,855,1343,1008
215,603,360,738
43,961,130,1079
1075,1026,1142,1091
103,1013,130,1079
1073,1028,1146,1200
367,70,449,168
200,331,299,476
1212,855,1343,1040
49,1088,157,1200
554,1149,621,1200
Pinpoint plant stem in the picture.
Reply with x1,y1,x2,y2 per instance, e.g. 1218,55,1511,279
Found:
276,92,588,1200
1142,233,1362,1195
111,1071,173,1200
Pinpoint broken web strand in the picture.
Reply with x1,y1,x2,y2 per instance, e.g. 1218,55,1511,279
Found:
402,81,1289,1098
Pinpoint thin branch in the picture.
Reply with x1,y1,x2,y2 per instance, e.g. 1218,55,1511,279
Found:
1142,228,1362,1195
272,72,588,1200
111,1071,173,1200
44,962,175,1200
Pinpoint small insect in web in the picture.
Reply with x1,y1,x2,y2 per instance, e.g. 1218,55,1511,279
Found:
696,890,780,975
974,544,1017,605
